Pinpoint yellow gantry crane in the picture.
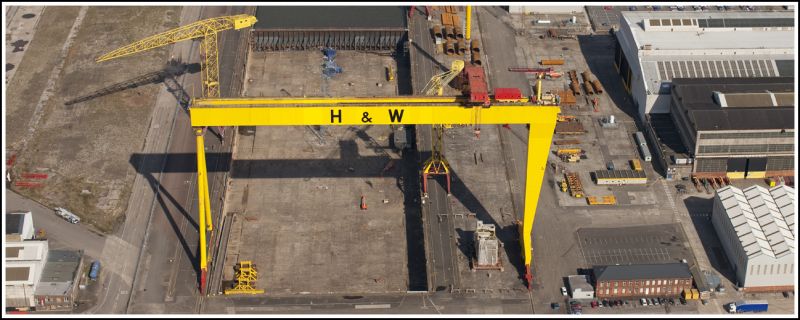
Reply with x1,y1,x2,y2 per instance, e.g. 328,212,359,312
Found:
99,12,559,294
420,60,465,194
96,14,257,293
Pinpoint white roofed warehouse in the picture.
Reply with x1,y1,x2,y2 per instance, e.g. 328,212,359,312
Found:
711,185,795,292
613,11,794,120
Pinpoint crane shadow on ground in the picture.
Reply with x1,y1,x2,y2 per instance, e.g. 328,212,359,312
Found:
65,59,200,111
130,130,530,289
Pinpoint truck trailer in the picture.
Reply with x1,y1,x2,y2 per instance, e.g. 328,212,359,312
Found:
728,300,768,313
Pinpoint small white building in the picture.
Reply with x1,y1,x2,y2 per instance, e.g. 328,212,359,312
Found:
5,212,49,309
712,185,795,292
567,275,595,299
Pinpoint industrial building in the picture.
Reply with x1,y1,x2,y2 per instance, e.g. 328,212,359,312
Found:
567,275,595,299
614,11,794,120
593,169,647,185
668,77,795,179
5,212,48,310
34,250,84,311
594,263,693,299
250,6,407,51
711,185,795,292
508,6,584,14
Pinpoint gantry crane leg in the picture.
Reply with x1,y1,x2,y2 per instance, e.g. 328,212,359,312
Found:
519,119,558,290
195,129,210,293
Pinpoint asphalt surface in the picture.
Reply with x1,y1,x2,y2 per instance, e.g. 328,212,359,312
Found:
408,9,459,292
6,190,106,259
125,5,249,314
70,6,249,314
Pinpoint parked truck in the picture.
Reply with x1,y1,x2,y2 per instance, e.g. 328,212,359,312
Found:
54,207,80,224
728,300,768,313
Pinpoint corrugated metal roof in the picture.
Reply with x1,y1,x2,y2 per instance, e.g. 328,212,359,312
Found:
594,170,647,180
593,263,692,282
716,185,796,259
621,11,795,51
568,275,594,292
671,77,795,131
254,6,407,30
35,250,81,294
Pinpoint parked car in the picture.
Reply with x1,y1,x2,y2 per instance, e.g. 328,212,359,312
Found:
561,287,568,296
669,298,675,305
628,6,636,11
602,300,609,307
680,297,687,305
616,300,623,306
654,298,660,306
551,302,560,310
640,298,648,306
591,301,598,308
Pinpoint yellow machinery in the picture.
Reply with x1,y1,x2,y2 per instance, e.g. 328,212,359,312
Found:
630,159,642,171
559,179,568,192
557,115,576,122
100,14,559,293
564,172,584,198
556,148,582,156
386,65,395,81
97,14,257,99
421,60,465,97
96,14,257,293
224,261,265,295
190,97,560,291
587,195,617,205
420,60,465,194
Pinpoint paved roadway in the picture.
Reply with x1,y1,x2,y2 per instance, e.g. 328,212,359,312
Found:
81,6,248,314
125,5,249,314
408,9,460,292
6,190,106,259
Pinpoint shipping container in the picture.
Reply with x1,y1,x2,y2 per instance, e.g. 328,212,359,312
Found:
639,144,652,162
634,132,647,146
540,59,565,66
493,88,523,102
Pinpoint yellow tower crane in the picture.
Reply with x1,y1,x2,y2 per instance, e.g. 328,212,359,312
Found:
96,14,257,98
420,60,465,194
96,14,257,294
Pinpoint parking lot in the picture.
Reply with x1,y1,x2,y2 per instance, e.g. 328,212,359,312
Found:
577,224,694,267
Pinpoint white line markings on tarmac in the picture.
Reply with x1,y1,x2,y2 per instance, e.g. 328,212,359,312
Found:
354,304,392,309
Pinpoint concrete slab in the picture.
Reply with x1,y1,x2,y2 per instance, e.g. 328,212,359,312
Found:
223,50,413,294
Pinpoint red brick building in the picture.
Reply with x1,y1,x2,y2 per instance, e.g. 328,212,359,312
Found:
594,263,693,299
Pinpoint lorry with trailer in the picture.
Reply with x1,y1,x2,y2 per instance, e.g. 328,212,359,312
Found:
728,300,768,313
54,207,80,224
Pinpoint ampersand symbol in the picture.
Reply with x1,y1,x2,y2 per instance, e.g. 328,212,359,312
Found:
361,112,373,123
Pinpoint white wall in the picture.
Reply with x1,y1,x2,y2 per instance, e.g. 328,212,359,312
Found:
744,254,795,288
5,284,35,308
572,289,595,299
5,241,49,261
509,6,584,14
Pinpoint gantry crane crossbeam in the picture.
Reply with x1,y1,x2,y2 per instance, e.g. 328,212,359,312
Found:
189,99,560,290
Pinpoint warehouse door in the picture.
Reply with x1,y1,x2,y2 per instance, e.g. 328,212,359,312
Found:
745,157,767,179
726,158,747,180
